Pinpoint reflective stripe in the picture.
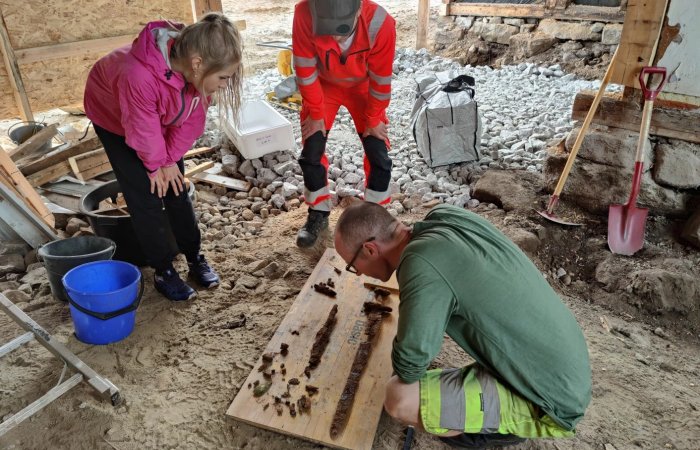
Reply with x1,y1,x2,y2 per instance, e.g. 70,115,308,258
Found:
304,186,332,211
323,75,366,84
294,55,318,67
369,70,392,85
364,188,391,205
369,87,391,101
297,71,319,86
438,368,466,431
368,6,388,48
475,367,501,433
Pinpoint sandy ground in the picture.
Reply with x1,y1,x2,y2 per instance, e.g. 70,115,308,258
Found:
1,1,699,450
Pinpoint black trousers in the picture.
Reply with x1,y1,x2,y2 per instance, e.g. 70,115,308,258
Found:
94,125,201,272
298,132,392,193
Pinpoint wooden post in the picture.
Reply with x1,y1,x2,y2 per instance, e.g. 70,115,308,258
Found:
0,8,33,121
612,0,670,90
416,0,430,50
191,0,223,21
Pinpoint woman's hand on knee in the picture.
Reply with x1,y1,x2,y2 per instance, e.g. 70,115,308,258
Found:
149,169,168,198
161,164,185,196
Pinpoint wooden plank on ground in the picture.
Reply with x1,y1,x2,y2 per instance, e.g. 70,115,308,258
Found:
27,161,71,187
572,91,700,144
19,135,100,175
0,146,55,227
184,146,216,158
612,0,669,88
191,163,250,191
68,149,111,182
184,161,214,177
8,124,58,161
0,12,32,121
227,249,399,450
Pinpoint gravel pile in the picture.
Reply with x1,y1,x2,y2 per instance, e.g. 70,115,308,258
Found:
194,47,619,221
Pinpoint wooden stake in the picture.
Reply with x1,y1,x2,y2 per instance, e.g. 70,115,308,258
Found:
0,7,33,121
416,0,430,50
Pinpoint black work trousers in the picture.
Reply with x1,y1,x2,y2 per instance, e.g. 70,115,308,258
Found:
94,125,200,272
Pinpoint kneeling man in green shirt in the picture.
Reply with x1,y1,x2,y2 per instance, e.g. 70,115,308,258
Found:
334,202,591,448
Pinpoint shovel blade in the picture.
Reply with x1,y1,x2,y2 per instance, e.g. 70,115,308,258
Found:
607,204,649,255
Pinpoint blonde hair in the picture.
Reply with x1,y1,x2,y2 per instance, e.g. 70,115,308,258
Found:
171,12,243,122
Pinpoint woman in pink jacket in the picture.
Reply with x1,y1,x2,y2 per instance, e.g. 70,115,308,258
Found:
84,13,243,301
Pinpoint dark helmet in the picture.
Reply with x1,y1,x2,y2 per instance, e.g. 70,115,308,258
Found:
309,0,361,36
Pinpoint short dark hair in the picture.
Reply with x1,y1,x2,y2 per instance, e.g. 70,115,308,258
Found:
336,201,397,251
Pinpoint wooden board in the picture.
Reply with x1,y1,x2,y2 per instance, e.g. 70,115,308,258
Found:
184,146,216,158
26,161,71,187
8,123,58,160
20,135,100,175
184,161,214,177
0,146,54,227
67,148,110,181
0,12,32,121
441,1,624,22
572,91,700,144
227,249,399,450
611,0,669,88
191,163,250,191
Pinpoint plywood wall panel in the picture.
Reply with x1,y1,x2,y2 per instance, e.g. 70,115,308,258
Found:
0,0,192,50
0,0,195,119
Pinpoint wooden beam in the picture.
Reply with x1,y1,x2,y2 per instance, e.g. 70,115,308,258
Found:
14,34,135,65
27,161,71,187
67,149,111,182
0,8,32,121
0,145,55,227
184,146,216,158
572,91,700,144
191,0,223,21
184,161,214,177
443,1,623,22
612,0,669,88
19,135,100,176
443,3,546,18
191,168,250,191
8,124,57,161
416,0,430,50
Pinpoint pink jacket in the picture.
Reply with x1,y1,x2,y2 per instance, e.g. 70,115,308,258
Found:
84,21,205,173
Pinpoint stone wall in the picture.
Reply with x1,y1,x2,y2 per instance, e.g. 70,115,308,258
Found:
434,15,623,70
543,126,700,217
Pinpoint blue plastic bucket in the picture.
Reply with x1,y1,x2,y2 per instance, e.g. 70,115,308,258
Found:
62,260,144,345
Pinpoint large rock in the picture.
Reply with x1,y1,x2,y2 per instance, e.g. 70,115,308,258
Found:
538,19,601,41
652,140,700,189
601,24,623,45
434,27,465,46
543,155,697,216
472,170,541,212
503,228,540,255
565,126,652,169
508,32,557,58
0,254,25,275
471,22,519,44
629,268,700,316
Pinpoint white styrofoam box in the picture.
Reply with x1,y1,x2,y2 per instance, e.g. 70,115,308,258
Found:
222,100,296,160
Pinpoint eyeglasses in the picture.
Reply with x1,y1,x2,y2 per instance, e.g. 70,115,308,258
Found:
345,237,375,274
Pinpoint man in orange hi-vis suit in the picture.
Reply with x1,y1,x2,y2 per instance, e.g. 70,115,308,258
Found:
292,0,396,247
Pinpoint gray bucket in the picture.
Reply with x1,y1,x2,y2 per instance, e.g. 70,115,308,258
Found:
38,236,116,302
8,121,52,154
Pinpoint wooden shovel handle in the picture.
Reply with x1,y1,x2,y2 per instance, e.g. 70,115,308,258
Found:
551,48,619,199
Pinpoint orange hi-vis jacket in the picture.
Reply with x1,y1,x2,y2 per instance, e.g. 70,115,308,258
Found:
292,0,396,129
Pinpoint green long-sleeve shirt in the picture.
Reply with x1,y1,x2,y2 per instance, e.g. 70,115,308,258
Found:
392,204,591,430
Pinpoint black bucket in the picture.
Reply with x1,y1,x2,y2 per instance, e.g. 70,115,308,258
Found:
8,121,52,153
80,180,192,267
38,236,116,302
